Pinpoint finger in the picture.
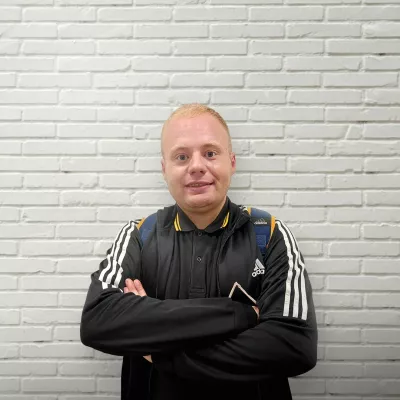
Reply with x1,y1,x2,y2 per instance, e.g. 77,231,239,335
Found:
125,279,138,295
134,279,147,297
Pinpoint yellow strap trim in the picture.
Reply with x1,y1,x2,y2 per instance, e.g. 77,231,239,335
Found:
221,212,230,228
136,217,145,230
247,206,252,216
270,216,276,239
177,213,182,231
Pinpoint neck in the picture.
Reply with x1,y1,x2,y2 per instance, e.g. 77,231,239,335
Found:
181,198,226,230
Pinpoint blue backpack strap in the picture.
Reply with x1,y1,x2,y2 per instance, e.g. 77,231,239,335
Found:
137,213,157,246
248,207,274,259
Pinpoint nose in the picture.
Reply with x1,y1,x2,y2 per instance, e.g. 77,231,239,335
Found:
188,152,206,175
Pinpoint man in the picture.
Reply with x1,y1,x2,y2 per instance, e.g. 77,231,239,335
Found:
80,104,317,400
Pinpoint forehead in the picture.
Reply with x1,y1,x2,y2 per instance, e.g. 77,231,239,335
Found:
162,114,229,152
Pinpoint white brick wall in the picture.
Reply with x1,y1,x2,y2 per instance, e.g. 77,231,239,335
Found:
0,1,399,398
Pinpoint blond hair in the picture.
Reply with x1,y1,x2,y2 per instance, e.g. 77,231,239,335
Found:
161,104,232,153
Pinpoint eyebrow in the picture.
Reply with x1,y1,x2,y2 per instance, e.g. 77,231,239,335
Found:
169,142,223,154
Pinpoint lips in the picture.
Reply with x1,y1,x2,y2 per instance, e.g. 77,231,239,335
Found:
186,182,212,188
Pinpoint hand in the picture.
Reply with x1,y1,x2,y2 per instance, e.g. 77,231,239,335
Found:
252,306,259,321
124,279,147,296
144,355,152,363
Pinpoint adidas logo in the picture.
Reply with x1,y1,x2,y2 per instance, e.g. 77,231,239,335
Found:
254,219,267,225
252,259,265,277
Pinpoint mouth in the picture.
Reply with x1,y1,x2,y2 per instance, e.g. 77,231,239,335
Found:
186,182,213,188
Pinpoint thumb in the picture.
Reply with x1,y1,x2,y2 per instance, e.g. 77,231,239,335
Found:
133,279,147,297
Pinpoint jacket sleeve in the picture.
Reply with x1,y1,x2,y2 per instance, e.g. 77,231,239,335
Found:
152,219,318,380
80,220,257,357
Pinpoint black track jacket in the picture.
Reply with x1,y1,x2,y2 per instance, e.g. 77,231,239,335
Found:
81,199,317,400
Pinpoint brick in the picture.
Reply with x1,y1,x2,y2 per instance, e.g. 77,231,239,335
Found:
23,107,96,122
211,23,284,38
365,363,400,379
327,6,400,21
251,40,323,54
364,329,400,344
380,380,400,395
137,90,210,105
236,157,286,172
0,191,58,205
0,57,54,71
0,157,59,171
0,292,57,307
58,361,121,376
99,140,160,155
0,40,19,55
0,258,55,273
174,40,247,55
0,141,21,155
99,40,170,55
328,39,400,54
328,141,400,155
0,72,15,86
54,326,80,341
100,173,164,189
252,140,325,155
0,207,19,221
329,242,399,256
62,90,134,105
136,24,207,38
58,124,131,138
305,362,363,378
57,258,99,274
318,328,361,343
57,224,121,239
326,345,400,360
19,73,91,88
0,378,19,392
298,240,323,256
364,125,400,139
20,241,93,256
363,260,400,274
22,309,82,325
324,73,397,87
98,7,171,21
58,57,130,72
23,8,96,22
308,275,324,290
0,23,56,38
363,224,400,239
214,108,248,123
23,207,96,222
292,224,359,239
0,107,21,120
22,378,95,393
61,190,131,206
230,124,284,140
287,23,361,37
285,124,347,139
23,40,95,55
286,56,361,70
210,56,282,71
0,344,18,359
0,310,19,324
326,379,379,395
365,22,400,37
0,123,55,137
0,224,54,239
134,125,161,139
0,174,22,188
366,191,399,206
250,6,323,20
59,24,132,38
269,207,326,222
0,361,56,375
22,276,90,291
94,73,169,88
251,107,324,122
0,241,17,255
97,207,157,222
0,276,17,290
366,89,400,105
24,174,97,189
171,73,243,88
365,56,400,70
98,106,172,122
97,378,120,393
61,157,134,172
329,276,400,292
23,140,96,155
59,292,87,307
290,157,362,172
0,327,52,343
313,293,362,308
329,174,400,189
290,191,362,206
252,174,325,189
289,90,361,104
20,343,93,359
211,89,286,105
0,8,21,21
132,57,206,71
290,379,325,394
174,7,247,21
248,73,320,87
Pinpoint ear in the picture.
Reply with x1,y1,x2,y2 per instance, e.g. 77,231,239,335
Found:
161,157,166,178
230,152,236,174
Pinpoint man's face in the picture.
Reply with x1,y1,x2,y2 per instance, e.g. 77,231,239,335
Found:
161,114,236,214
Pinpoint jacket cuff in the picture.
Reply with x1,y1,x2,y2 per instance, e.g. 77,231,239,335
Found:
234,302,258,330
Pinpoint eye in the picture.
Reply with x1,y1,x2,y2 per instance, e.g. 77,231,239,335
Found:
205,151,217,158
176,154,188,161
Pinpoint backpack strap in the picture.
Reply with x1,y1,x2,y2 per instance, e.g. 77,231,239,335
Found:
137,212,157,246
247,207,275,259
